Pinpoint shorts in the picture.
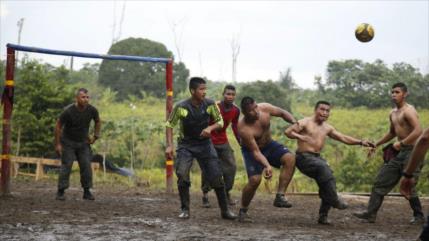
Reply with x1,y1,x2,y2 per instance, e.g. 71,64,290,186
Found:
241,140,290,177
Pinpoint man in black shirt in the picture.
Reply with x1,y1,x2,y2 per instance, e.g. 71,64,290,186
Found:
55,88,101,201
166,77,236,220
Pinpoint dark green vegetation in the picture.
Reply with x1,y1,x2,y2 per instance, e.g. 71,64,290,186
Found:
1,37,428,193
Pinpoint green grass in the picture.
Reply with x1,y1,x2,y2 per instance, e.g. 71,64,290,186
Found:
16,100,429,194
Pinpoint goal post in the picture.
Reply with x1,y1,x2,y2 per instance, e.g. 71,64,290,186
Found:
1,43,175,195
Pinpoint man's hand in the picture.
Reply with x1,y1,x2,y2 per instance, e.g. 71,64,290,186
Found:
55,143,62,157
393,141,401,151
87,135,98,144
165,146,174,159
200,127,212,138
367,146,377,159
361,140,376,148
400,177,415,200
263,165,273,180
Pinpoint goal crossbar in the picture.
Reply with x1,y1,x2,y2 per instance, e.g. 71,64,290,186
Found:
6,43,171,63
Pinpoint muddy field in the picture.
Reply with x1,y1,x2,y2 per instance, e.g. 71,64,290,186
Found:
0,178,426,241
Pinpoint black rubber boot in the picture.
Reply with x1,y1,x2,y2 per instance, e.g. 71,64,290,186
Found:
83,188,95,200
318,214,330,225
227,192,237,206
318,200,331,225
353,192,383,223
202,192,211,208
409,197,425,224
332,198,348,210
178,185,190,219
56,189,66,201
214,187,237,220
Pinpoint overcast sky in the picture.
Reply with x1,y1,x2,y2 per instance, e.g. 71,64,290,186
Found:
0,1,428,89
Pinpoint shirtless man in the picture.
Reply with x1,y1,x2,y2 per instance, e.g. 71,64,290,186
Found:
354,82,423,224
285,100,374,224
237,96,296,222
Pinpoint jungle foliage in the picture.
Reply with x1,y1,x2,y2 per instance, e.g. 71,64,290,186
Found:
1,40,428,193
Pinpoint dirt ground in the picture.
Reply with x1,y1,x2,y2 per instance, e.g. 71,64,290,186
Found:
0,178,426,241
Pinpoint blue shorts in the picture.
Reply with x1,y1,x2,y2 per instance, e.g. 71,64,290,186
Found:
241,140,290,177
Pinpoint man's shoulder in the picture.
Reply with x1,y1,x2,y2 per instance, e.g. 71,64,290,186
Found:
175,99,191,108
405,103,418,114
232,103,240,112
219,102,240,114
203,98,216,106
238,117,253,128
62,104,75,113
258,102,271,109
237,117,246,127
87,104,98,111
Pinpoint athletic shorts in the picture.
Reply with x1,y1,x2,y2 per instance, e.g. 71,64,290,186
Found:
241,140,290,177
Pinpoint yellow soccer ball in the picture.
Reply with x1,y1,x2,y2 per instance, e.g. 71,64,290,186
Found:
355,23,375,43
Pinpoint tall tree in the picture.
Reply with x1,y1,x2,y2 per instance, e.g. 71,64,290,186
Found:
12,58,74,157
98,37,190,100
323,59,429,108
237,80,291,111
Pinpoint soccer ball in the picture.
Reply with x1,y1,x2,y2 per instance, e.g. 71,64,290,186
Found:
355,23,374,42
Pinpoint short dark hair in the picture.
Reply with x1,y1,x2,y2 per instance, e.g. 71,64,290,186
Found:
189,77,206,91
76,88,88,96
241,96,255,113
392,82,407,92
223,84,236,94
315,100,331,110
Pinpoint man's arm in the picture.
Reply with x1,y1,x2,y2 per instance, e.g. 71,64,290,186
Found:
374,114,396,148
328,127,374,147
400,127,429,199
55,120,63,156
400,108,422,146
201,103,224,137
240,129,272,178
285,119,306,140
262,103,296,124
165,105,184,158
165,127,174,159
89,118,101,144
403,128,429,175
94,119,101,138
231,108,241,144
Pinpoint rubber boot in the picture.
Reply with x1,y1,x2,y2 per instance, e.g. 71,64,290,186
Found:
353,192,383,223
56,188,66,201
409,197,425,224
202,192,211,208
178,185,190,219
214,187,237,220
83,188,95,200
227,192,237,206
318,200,331,225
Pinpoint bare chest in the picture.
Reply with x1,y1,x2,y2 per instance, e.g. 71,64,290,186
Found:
302,122,330,140
391,110,409,129
246,114,271,139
